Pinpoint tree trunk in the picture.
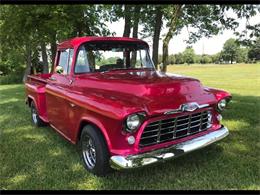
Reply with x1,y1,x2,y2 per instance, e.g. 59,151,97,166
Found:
152,6,163,70
123,5,132,37
132,6,140,38
40,41,49,74
162,5,182,72
131,5,141,65
23,45,32,83
50,33,57,72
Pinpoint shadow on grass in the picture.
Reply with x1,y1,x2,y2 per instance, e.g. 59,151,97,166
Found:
1,85,259,190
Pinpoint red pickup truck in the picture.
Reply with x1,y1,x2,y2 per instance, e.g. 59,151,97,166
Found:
25,36,231,176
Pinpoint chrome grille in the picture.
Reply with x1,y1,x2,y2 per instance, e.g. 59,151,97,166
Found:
139,110,211,148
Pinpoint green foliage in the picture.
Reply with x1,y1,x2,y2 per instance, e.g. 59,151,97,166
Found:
236,48,249,63
211,53,222,64
168,55,176,64
221,38,240,63
248,37,260,61
201,55,212,64
183,47,196,64
0,4,259,77
0,73,23,84
175,53,185,64
0,5,112,80
96,57,118,66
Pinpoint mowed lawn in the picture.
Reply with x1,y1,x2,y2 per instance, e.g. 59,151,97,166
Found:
0,64,259,190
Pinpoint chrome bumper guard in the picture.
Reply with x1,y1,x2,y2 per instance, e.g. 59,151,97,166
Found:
110,125,229,170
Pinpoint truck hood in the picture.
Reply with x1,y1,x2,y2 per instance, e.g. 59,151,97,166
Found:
73,70,217,117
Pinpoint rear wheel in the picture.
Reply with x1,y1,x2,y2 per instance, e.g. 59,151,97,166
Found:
31,101,46,127
80,125,112,176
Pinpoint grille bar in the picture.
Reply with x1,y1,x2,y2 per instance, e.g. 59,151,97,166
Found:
139,110,211,148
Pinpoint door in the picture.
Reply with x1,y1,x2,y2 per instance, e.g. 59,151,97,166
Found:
46,48,74,138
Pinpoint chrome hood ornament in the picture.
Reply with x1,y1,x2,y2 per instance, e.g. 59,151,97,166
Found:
181,102,200,112
164,102,209,115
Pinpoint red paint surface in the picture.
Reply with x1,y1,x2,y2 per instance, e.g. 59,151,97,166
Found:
25,36,231,156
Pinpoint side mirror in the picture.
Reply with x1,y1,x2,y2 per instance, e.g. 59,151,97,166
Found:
55,66,64,74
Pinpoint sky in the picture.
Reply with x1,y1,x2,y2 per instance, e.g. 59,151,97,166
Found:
107,12,260,55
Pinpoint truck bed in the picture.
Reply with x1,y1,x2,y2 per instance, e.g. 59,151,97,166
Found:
27,73,52,84
25,73,52,122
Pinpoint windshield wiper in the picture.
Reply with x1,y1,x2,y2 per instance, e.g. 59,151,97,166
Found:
107,67,154,72
99,67,154,73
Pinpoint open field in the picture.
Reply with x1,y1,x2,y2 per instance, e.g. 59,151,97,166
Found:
0,63,260,190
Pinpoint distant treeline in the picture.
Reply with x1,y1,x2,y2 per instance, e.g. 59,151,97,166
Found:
158,38,260,65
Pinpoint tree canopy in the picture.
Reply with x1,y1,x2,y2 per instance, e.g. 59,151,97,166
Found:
0,4,259,83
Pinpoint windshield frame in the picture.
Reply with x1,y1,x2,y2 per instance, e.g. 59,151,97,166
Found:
73,40,156,75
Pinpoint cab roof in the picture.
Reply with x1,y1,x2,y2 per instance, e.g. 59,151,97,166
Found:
57,36,149,50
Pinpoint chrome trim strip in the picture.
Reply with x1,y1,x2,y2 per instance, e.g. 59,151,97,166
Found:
164,103,209,115
110,125,229,170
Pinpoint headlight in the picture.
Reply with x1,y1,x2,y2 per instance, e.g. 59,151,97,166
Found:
125,113,146,133
217,99,227,111
126,114,141,132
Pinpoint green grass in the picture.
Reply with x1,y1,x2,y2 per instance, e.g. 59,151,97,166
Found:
1,63,260,190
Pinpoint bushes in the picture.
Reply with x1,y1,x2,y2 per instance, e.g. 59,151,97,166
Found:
0,67,24,84
0,72,23,84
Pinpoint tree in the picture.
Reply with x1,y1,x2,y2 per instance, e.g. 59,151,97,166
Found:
0,5,111,82
182,47,196,64
201,55,212,64
221,38,239,64
236,47,249,63
162,4,182,72
131,5,141,65
175,53,185,64
160,4,259,72
168,55,176,65
211,52,221,64
139,5,165,69
152,6,164,68
123,5,132,37
248,37,260,62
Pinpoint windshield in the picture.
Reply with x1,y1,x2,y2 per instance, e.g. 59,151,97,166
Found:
74,41,155,74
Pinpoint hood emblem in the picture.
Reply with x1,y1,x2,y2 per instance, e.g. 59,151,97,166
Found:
164,102,209,115
181,102,199,112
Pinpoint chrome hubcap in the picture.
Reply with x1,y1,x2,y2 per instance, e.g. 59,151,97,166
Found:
82,135,96,169
32,107,38,124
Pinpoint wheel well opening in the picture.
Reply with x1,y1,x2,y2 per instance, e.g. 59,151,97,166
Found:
77,121,108,147
27,97,33,107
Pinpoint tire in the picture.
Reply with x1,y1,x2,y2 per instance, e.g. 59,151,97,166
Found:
31,101,46,127
79,125,112,176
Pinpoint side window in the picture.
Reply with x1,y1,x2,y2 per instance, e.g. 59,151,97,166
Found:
58,49,69,74
67,49,74,74
75,46,90,73
58,49,74,74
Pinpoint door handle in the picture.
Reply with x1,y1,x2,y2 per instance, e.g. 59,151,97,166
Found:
69,102,76,107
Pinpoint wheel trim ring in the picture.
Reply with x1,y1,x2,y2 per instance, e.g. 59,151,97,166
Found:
82,135,96,169
32,107,38,124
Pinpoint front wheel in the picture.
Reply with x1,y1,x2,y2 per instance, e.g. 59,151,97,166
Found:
80,125,112,176
31,101,46,127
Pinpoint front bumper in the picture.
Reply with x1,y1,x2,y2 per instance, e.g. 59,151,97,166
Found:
110,125,229,170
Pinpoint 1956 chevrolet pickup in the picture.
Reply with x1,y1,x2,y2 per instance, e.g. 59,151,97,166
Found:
25,36,231,176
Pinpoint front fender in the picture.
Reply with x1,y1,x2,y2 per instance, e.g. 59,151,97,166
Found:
76,116,112,151
204,87,232,101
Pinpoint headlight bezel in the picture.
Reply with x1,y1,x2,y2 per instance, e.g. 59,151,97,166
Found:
217,97,231,112
124,112,146,133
